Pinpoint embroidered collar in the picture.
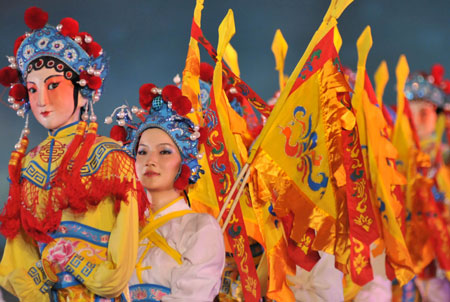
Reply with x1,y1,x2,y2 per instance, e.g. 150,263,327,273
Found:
47,121,80,140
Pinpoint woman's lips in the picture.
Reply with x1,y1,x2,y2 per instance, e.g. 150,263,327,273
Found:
41,111,50,117
144,171,159,177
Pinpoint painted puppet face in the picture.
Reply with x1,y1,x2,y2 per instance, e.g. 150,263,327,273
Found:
410,100,437,140
27,67,86,131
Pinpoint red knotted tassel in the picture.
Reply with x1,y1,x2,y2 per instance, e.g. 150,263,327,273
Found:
0,137,29,239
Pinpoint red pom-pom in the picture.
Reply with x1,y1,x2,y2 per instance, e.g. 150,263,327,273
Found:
59,18,79,37
198,127,208,144
139,83,157,110
9,84,27,100
173,164,191,190
0,67,19,87
110,125,127,143
85,41,102,58
431,64,444,86
172,95,192,116
24,7,48,30
442,79,450,95
78,32,93,48
80,71,102,90
14,35,26,56
162,85,182,103
200,62,214,83
88,76,102,90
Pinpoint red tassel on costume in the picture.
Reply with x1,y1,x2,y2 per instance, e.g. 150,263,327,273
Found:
59,17,79,38
14,35,26,56
66,122,98,212
174,164,191,190
0,137,29,239
136,180,150,224
161,85,182,103
0,67,19,87
172,95,192,116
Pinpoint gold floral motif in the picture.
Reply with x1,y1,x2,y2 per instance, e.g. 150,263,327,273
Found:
244,276,258,298
353,253,368,275
298,234,311,254
234,235,249,273
354,214,373,231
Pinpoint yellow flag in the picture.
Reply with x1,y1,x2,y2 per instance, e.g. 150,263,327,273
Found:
271,29,288,90
374,60,389,108
223,43,240,77
351,26,414,285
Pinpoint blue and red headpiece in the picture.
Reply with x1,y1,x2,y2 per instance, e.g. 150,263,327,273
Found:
107,84,206,190
0,6,108,117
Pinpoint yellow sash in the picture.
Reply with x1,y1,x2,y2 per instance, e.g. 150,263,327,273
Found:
136,197,194,283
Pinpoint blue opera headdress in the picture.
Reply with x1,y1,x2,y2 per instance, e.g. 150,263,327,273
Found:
106,83,206,190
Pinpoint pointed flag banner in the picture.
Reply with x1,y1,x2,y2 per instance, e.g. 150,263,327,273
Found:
390,56,436,274
249,23,380,292
203,10,261,302
351,26,414,286
223,43,240,77
191,19,272,118
271,29,288,90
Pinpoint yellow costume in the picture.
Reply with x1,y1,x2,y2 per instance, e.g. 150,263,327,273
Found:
0,122,139,301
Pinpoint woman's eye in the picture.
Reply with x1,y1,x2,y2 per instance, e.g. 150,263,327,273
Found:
160,150,172,155
28,87,36,93
137,150,147,155
48,82,60,90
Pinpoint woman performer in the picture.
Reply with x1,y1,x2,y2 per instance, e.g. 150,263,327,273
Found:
0,7,142,301
108,83,225,301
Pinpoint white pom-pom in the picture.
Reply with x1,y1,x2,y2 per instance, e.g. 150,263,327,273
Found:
79,79,87,87
56,24,63,31
84,35,92,43
104,116,113,124
89,115,97,122
131,106,138,114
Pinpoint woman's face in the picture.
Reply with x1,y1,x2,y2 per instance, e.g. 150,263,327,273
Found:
27,67,86,130
135,128,182,192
